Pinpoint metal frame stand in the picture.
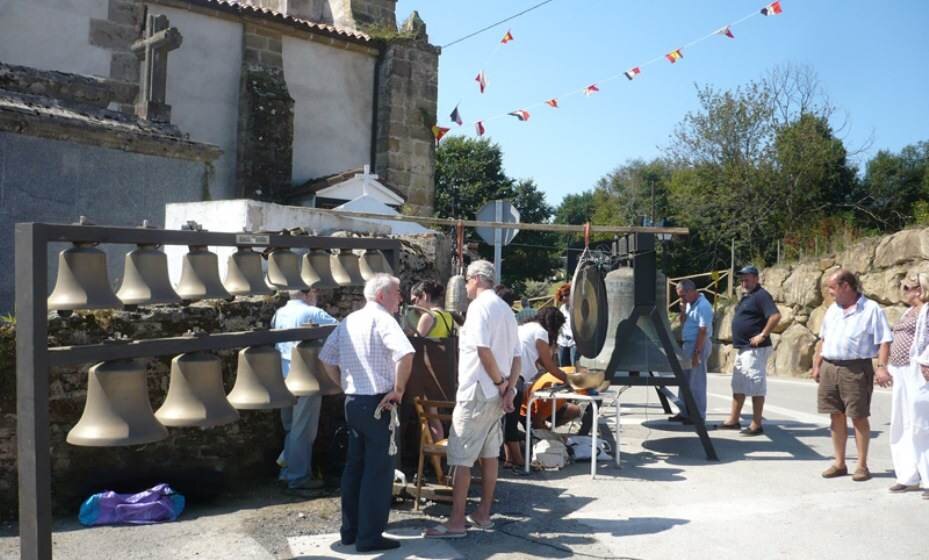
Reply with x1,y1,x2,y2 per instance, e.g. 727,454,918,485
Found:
14,222,401,560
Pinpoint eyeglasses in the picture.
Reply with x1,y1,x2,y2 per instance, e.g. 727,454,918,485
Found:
902,284,919,291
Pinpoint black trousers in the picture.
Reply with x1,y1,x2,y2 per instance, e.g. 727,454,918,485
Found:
503,377,526,442
341,394,393,547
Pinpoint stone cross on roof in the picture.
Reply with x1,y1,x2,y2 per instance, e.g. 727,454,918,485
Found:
357,164,377,195
132,14,183,122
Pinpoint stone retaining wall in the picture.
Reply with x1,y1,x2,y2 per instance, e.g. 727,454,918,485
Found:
709,227,929,376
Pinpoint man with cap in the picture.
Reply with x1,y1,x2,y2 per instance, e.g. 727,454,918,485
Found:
669,278,714,424
718,265,781,435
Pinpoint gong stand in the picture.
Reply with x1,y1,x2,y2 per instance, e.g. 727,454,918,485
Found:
602,233,718,461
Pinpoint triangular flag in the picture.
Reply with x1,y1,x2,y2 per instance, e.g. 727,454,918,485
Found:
501,30,514,44
716,25,735,39
450,105,463,126
666,49,683,63
545,98,559,108
761,1,782,15
475,70,487,93
431,125,450,143
624,67,641,80
475,121,485,136
584,84,600,96
508,109,530,122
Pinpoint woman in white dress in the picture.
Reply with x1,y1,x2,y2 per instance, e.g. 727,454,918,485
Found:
888,272,929,498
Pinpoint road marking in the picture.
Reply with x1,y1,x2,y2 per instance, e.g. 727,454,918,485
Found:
707,391,829,425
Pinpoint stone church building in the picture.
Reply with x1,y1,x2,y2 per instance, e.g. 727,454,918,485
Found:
0,0,440,311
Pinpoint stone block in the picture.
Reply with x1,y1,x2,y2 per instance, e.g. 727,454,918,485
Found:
807,305,828,337
782,263,822,309
244,48,260,64
873,228,929,268
882,305,909,328
714,302,737,343
772,304,794,333
267,37,283,53
110,52,139,83
245,33,267,50
259,51,283,68
861,268,906,305
708,343,734,373
836,236,879,274
89,18,138,51
761,265,791,302
774,323,817,377
108,0,144,28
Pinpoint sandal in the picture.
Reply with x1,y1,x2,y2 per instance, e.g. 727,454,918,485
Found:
466,514,494,530
424,525,468,539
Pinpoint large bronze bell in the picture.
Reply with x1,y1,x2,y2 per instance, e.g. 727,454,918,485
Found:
266,248,309,291
227,346,296,409
48,243,122,311
301,249,339,289
224,247,273,296
445,274,468,314
67,359,168,446
155,352,239,427
116,244,182,305
331,249,366,286
286,340,324,396
359,250,393,280
175,246,231,300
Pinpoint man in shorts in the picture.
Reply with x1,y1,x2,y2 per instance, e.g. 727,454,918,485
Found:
425,260,520,538
812,269,892,482
718,265,781,436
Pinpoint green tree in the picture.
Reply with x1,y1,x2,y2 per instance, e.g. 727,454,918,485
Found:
435,137,558,290
859,142,929,231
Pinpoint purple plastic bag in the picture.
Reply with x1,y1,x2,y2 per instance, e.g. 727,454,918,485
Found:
79,483,185,526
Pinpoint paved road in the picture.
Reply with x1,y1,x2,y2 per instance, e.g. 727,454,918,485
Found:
2,374,926,559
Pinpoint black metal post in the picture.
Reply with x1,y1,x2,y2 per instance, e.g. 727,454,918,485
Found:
16,223,51,560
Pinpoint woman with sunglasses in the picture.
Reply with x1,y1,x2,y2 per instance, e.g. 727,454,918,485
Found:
888,273,929,498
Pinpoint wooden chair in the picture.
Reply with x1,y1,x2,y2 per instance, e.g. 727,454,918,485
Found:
413,397,455,510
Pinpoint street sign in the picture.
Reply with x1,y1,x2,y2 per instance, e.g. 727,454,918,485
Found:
475,200,521,284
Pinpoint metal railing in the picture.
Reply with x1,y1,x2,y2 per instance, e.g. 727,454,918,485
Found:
666,269,733,312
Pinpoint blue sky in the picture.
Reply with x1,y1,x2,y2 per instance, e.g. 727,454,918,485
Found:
395,0,929,208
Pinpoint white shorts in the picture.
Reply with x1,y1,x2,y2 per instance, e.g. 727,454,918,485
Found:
447,389,504,467
732,346,771,397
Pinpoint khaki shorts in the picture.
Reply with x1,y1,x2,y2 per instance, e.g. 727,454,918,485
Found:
817,359,874,418
732,346,771,397
447,389,504,467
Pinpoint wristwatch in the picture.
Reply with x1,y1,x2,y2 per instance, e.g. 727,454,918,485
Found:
493,378,505,386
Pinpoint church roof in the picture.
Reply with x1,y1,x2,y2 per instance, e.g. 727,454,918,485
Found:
178,0,372,44
291,167,407,203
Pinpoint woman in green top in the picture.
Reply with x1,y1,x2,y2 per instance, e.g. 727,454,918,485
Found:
410,280,454,338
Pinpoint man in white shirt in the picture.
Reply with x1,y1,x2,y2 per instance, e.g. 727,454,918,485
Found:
320,274,414,553
813,269,892,482
426,260,520,538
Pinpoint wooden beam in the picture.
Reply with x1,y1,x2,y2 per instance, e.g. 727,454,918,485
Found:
309,208,689,236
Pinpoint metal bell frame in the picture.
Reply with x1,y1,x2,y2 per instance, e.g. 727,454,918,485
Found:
14,221,399,560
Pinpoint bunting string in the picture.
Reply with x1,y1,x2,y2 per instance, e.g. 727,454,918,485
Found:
435,1,784,141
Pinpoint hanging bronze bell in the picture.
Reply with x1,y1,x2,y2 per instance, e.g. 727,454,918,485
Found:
116,244,182,305
224,247,273,296
266,248,309,291
175,246,231,301
286,340,324,396
67,359,168,447
48,243,122,311
227,346,296,409
359,250,393,280
330,249,366,287
301,249,339,289
155,352,239,427
445,274,468,314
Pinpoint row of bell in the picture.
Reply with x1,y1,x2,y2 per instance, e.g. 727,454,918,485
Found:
48,244,393,311
67,340,329,447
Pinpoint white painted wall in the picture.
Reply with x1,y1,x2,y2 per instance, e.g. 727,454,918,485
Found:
148,4,243,200
0,0,110,77
284,36,375,184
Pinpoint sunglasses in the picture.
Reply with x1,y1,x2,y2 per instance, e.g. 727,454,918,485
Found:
902,284,919,291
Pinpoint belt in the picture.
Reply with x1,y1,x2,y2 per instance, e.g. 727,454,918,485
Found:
823,358,872,366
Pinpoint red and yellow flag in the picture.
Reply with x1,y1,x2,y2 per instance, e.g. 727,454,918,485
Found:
432,125,450,143
666,49,683,63
501,30,514,44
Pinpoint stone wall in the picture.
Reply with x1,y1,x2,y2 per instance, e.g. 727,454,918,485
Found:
709,227,929,377
0,233,448,520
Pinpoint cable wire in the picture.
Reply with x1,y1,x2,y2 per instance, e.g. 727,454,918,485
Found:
441,0,559,49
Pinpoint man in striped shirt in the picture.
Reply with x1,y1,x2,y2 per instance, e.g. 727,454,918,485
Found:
320,274,414,553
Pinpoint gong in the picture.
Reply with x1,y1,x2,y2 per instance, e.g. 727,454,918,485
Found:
570,260,609,358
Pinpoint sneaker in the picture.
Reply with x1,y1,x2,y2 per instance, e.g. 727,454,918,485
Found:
821,465,848,478
852,467,871,482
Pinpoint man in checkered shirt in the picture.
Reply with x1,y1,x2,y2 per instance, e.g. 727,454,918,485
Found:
320,273,414,553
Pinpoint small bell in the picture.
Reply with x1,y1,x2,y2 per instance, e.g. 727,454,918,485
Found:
286,340,324,396
67,359,168,447
116,244,182,305
227,346,296,409
301,249,339,289
224,247,273,296
48,243,122,311
331,249,366,287
359,250,393,280
175,246,231,301
155,352,239,427
266,248,309,291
